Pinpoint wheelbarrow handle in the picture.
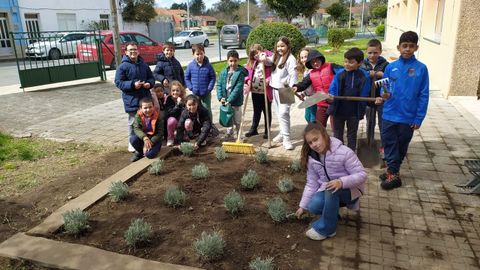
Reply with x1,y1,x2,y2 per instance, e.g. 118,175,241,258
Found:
333,96,377,102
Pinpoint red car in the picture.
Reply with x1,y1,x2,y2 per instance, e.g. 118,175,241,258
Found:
76,31,163,69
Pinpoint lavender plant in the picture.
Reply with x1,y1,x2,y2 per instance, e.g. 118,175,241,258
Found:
193,231,225,261
108,181,129,202
62,208,90,235
164,186,186,208
124,218,152,248
241,169,260,190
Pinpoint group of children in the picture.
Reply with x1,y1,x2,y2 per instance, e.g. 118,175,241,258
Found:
119,31,429,242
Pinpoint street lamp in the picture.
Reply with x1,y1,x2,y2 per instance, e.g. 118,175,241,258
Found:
247,0,250,25
186,0,190,30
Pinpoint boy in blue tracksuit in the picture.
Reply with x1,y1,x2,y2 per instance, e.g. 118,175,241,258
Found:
379,31,429,190
328,47,371,151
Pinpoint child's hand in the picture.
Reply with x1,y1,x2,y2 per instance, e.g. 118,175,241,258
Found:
326,95,334,103
326,179,343,193
295,207,305,219
369,70,375,78
410,124,421,130
134,80,143,89
143,138,153,151
375,97,383,105
177,97,182,104
143,82,151,89
193,143,199,150
381,92,391,99
258,52,267,62
292,86,298,93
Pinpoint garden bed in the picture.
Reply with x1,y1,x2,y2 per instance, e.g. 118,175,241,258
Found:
53,147,333,269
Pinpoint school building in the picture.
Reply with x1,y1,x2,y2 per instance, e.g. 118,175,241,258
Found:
384,0,479,97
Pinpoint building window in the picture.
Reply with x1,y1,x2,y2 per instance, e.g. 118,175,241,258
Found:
434,0,445,41
100,14,109,30
0,13,12,50
25,14,40,42
57,13,77,31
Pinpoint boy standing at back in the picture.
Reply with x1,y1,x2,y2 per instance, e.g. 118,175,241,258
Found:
153,42,185,91
380,31,429,190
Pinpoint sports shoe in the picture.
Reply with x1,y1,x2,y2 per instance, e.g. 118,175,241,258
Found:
305,228,336,241
245,129,258,137
379,172,388,182
283,140,294,150
166,139,174,147
380,172,402,190
128,143,136,153
130,152,143,162
273,134,283,143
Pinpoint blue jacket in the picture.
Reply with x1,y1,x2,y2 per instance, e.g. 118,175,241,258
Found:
328,68,371,119
115,55,155,113
216,65,248,107
185,57,216,97
382,55,429,126
153,53,185,86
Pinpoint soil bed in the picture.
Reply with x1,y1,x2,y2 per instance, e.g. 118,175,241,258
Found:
55,148,329,270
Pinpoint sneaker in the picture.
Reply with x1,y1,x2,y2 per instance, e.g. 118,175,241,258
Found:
283,140,294,150
380,172,402,190
200,140,207,146
222,133,234,141
305,228,336,241
379,172,388,182
130,152,143,162
166,139,174,147
128,143,136,153
245,129,258,137
273,134,283,143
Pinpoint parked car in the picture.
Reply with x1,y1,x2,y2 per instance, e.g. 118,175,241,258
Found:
76,31,163,69
25,32,87,60
300,28,320,44
220,24,252,49
168,30,209,49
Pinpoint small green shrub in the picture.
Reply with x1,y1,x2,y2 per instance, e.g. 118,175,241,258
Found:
109,181,129,202
214,147,227,161
246,22,306,56
277,178,294,193
342,28,356,39
164,186,186,208
267,197,287,223
192,163,209,179
290,159,301,173
194,231,225,261
249,257,274,270
148,159,164,175
255,149,268,164
327,28,346,49
375,24,385,36
241,170,260,190
180,142,194,156
224,191,245,216
62,208,90,235
124,218,152,248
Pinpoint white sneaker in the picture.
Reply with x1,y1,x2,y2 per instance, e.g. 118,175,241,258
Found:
128,143,135,153
305,228,336,241
283,140,294,150
272,134,283,143
166,139,174,147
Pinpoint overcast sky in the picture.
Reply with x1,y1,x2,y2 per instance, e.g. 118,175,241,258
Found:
155,0,218,9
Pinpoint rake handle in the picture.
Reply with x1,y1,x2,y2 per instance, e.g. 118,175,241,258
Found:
333,96,377,102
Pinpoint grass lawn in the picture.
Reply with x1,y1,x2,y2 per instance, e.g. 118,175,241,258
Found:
316,39,370,65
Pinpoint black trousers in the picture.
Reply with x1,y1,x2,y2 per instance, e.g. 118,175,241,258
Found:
333,115,359,151
250,93,272,134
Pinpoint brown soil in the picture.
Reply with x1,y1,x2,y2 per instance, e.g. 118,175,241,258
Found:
53,148,327,270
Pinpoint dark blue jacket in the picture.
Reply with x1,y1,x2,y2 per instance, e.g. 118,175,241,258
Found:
153,53,185,86
114,55,155,113
185,57,216,97
360,56,389,98
216,65,248,106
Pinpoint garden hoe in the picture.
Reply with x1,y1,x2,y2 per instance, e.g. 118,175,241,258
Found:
222,91,255,155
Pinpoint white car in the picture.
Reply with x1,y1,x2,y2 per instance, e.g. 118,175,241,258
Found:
25,32,87,60
169,30,209,49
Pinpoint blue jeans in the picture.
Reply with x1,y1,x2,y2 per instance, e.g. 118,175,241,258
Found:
308,189,354,236
129,135,161,159
381,119,414,174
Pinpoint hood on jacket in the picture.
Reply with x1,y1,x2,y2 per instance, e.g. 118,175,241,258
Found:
121,54,144,64
306,50,326,69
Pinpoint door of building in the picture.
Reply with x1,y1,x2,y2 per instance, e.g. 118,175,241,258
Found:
0,13,13,56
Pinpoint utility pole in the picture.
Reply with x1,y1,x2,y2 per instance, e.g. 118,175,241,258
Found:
247,0,250,25
110,0,121,67
187,0,190,30
348,0,353,29
360,0,365,33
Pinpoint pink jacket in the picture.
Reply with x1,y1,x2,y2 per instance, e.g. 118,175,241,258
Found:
299,137,367,210
244,50,273,102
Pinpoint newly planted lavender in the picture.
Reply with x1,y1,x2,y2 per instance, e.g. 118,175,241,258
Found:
241,169,260,190
223,190,245,216
277,178,294,193
290,159,301,173
148,159,165,175
192,163,209,179
249,257,274,270
62,208,90,235
108,181,129,202
164,186,186,208
194,231,225,261
124,218,152,248
267,197,287,223
255,149,268,164
180,142,194,156
214,146,227,161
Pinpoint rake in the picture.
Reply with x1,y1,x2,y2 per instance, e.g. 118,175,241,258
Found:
222,91,255,155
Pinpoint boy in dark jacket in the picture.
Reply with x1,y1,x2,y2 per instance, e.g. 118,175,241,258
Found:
153,42,185,91
185,44,216,120
216,50,248,140
130,97,163,162
175,94,212,150
328,47,371,151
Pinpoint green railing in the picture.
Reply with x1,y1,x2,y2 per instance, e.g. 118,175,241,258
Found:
9,30,106,89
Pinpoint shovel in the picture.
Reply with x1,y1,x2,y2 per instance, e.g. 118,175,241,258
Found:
298,92,376,109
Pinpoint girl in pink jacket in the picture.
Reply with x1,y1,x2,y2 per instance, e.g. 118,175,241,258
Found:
296,123,367,240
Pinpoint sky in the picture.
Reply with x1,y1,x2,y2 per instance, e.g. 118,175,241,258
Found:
155,0,218,10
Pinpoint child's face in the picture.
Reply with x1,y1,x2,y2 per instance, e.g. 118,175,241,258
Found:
194,50,205,64
344,58,362,71
186,99,198,114
227,56,239,69
366,46,381,63
310,57,323,69
305,130,327,154
276,40,288,56
140,102,154,117
300,50,309,65
397,42,418,59
153,88,164,99
163,46,175,59
171,86,182,99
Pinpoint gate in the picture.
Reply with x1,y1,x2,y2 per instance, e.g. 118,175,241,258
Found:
9,30,106,89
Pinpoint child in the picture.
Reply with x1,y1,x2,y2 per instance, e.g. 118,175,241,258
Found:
268,36,297,150
296,47,315,123
216,50,248,140
130,97,164,162
175,94,212,150
153,42,185,92
328,47,371,151
185,44,216,120
361,39,389,154
296,123,367,240
151,83,175,113
244,44,273,139
379,31,429,190
293,49,341,127
165,80,186,146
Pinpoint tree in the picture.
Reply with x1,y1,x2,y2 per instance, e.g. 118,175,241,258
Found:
121,0,156,24
190,0,206,15
262,0,320,23
298,0,322,26
171,3,187,10
372,4,387,20
213,0,241,14
326,2,348,26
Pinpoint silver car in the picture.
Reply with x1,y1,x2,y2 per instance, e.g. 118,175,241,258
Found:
169,30,209,49
25,32,87,60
